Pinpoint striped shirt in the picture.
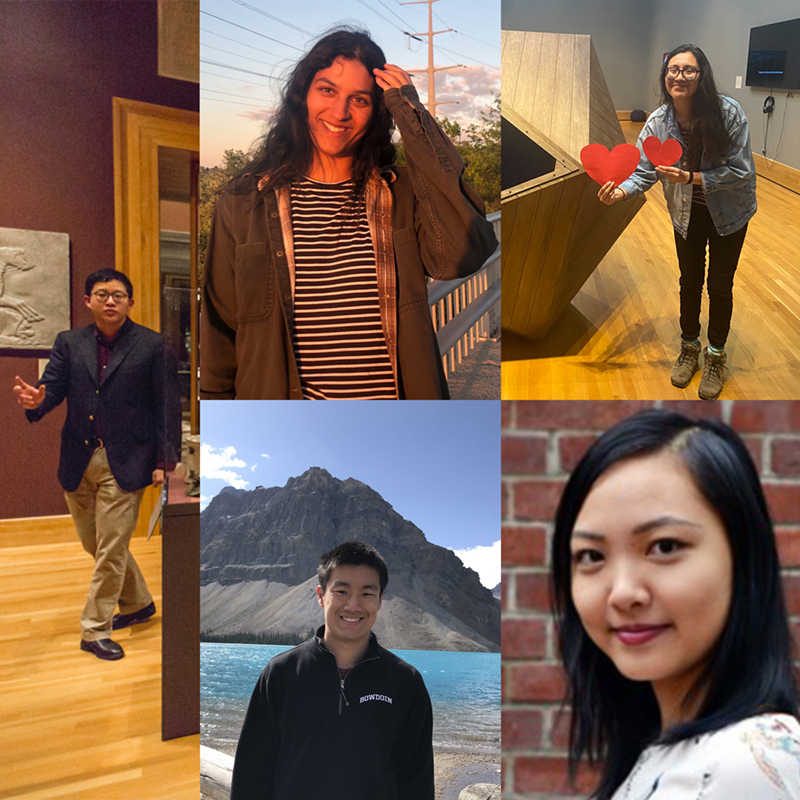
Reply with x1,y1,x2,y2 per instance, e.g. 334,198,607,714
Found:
290,178,397,400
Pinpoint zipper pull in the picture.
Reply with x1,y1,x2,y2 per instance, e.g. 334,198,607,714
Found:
339,678,350,714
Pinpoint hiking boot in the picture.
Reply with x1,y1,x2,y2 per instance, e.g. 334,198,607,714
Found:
670,340,702,388
698,347,726,400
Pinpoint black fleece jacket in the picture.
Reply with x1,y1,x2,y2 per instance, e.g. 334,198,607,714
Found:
230,626,434,800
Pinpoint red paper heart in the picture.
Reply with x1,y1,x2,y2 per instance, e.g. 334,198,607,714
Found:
643,136,683,167
580,143,641,186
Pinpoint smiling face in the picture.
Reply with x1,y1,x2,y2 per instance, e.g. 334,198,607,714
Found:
84,279,133,335
317,564,383,655
665,51,701,105
306,57,375,176
570,451,733,725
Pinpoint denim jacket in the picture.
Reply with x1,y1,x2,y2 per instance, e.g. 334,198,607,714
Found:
619,95,756,238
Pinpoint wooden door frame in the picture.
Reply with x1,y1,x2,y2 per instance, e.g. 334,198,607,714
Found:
113,97,199,537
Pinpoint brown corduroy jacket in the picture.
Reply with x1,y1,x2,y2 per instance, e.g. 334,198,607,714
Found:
200,85,498,400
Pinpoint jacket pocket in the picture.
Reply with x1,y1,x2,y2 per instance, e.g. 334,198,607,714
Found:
234,242,274,321
393,227,430,305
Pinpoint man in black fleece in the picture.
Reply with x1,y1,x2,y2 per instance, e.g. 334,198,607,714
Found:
230,541,434,800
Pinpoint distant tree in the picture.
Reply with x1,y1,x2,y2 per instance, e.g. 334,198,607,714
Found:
393,94,500,213
460,93,500,212
200,629,315,646
222,148,248,174
199,149,248,273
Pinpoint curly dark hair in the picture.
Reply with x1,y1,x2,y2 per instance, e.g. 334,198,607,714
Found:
230,26,396,197
659,44,735,166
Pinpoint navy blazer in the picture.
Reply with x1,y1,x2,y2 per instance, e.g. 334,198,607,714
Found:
26,321,181,492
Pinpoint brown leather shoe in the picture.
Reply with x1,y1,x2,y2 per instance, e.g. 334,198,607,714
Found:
81,638,124,660
112,601,156,630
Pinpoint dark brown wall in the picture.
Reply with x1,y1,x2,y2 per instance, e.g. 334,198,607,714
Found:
0,1,198,518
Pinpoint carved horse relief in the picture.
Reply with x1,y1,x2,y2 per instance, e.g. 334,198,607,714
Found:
0,247,46,345
0,227,69,349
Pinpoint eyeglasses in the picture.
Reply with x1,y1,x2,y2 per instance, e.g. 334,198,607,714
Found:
92,291,129,303
666,66,700,81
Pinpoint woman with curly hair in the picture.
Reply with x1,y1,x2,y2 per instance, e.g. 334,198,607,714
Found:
200,27,497,400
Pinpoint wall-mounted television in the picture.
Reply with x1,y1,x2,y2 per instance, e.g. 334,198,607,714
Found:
747,18,800,90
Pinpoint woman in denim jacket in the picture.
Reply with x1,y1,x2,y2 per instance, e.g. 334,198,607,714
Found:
599,45,756,400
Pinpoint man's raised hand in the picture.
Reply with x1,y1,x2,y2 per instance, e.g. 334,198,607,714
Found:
13,376,45,409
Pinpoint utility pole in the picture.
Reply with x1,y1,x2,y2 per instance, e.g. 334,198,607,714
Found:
401,0,463,117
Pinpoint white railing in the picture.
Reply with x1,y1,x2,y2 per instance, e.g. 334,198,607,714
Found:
201,745,233,800
430,210,501,377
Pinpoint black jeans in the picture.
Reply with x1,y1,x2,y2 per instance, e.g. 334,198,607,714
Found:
673,202,748,350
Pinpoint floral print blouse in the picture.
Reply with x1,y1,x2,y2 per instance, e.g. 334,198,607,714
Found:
612,714,800,800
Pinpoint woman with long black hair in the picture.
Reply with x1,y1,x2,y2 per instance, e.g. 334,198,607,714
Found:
551,409,800,799
599,45,756,400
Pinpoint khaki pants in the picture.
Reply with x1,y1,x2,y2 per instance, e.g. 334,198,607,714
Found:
64,447,153,641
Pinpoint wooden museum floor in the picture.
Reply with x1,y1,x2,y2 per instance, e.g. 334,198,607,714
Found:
0,529,198,799
502,122,800,400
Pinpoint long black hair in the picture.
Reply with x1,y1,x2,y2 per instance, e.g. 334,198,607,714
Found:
229,27,396,197
551,409,798,800
659,44,735,165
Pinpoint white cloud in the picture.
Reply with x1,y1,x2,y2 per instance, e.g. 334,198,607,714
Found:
452,540,501,589
261,453,271,459
201,444,249,489
250,463,258,472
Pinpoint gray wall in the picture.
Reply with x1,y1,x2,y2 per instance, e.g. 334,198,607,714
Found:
503,0,800,170
649,0,799,168
503,0,657,111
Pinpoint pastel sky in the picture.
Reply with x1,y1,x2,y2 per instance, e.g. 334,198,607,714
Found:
200,0,501,166
200,401,501,588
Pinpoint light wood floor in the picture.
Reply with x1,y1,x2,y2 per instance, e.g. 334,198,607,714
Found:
0,536,199,799
502,122,800,399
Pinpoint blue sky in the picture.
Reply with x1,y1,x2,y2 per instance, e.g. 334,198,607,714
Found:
200,0,501,165
200,400,500,586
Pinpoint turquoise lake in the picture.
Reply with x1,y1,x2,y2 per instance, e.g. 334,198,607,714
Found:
201,642,501,756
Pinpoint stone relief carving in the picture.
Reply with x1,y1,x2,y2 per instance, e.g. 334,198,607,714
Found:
0,227,69,349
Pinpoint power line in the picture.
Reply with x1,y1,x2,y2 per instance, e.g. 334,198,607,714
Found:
432,11,499,49
373,0,409,26
200,10,303,51
227,0,313,36
356,0,406,32
200,26,287,59
201,70,277,90
201,58,285,81
201,95,269,109
204,87,273,102
438,44,497,69
201,43,281,69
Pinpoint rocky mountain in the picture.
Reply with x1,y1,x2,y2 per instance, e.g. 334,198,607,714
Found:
218,486,248,498
492,583,501,600
200,467,500,652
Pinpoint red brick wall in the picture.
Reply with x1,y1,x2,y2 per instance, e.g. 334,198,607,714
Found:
501,400,800,800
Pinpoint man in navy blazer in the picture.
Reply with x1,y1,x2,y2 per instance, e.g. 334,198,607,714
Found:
14,269,180,660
